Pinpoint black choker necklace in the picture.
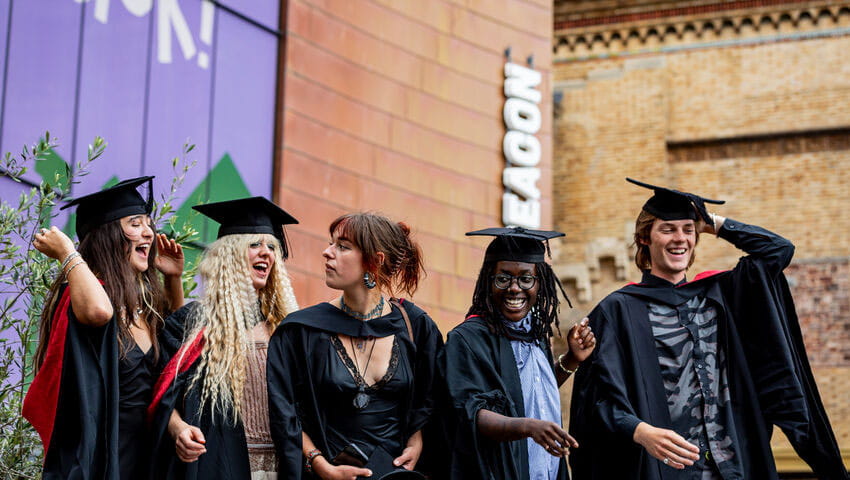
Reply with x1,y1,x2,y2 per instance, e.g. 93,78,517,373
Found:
340,296,385,321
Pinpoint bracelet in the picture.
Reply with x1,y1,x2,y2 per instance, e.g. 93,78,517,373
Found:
60,251,81,272
64,259,86,278
304,449,323,474
558,353,578,375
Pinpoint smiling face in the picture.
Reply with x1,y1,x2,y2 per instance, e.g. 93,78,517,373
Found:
120,214,154,273
247,235,277,291
644,218,697,284
490,261,539,323
322,228,365,292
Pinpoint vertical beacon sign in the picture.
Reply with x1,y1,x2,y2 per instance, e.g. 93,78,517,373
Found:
502,61,542,229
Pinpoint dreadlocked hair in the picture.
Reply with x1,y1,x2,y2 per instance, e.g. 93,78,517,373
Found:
185,233,298,425
466,259,571,342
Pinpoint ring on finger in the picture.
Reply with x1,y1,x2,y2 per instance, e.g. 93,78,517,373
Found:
663,458,670,465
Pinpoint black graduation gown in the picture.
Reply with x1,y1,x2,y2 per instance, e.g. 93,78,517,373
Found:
24,284,120,480
267,300,443,479
148,302,252,480
440,315,569,480
569,219,849,480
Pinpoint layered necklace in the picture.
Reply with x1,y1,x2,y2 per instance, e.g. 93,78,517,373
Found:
340,295,386,410
340,295,384,320
340,295,385,351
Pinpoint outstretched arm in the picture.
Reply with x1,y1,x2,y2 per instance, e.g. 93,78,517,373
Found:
477,409,578,457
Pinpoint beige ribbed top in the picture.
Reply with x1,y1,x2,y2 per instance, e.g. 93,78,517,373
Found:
243,340,274,449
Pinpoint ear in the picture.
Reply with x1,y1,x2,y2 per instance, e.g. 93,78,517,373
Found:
375,251,386,267
637,236,650,246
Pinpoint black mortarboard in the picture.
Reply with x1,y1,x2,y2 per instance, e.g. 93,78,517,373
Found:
192,197,298,258
626,177,725,224
466,227,564,263
60,176,154,240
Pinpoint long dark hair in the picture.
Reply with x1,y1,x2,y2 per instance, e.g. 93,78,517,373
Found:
329,212,425,297
466,259,570,342
34,219,170,371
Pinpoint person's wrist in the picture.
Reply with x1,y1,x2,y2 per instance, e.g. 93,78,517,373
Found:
516,417,532,437
168,420,188,439
311,455,332,477
632,422,649,444
558,353,579,374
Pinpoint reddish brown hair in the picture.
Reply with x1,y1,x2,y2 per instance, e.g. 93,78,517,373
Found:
329,213,425,297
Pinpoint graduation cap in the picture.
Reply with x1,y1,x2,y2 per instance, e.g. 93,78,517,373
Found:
192,197,298,259
60,176,154,241
626,177,724,224
466,227,564,263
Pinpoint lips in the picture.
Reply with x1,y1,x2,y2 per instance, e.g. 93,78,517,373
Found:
503,296,527,311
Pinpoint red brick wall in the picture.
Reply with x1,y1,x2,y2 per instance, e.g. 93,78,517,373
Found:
276,0,553,331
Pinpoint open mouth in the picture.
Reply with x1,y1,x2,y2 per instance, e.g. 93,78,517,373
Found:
253,262,269,276
503,296,527,311
667,247,687,256
135,243,150,259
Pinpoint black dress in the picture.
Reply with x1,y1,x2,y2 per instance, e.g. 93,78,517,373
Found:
323,334,409,460
268,300,444,480
118,343,158,480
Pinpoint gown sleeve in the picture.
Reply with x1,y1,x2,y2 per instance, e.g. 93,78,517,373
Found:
718,221,848,479
442,325,523,480
405,307,444,435
581,304,644,440
267,324,305,479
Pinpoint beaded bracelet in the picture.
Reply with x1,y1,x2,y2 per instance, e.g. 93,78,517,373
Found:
304,449,323,474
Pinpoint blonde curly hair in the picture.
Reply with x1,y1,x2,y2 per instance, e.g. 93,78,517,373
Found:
186,233,298,424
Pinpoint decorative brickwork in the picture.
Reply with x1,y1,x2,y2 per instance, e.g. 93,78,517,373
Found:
554,1,850,61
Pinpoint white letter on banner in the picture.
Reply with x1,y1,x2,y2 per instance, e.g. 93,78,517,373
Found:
503,131,541,167
158,0,197,64
78,0,110,24
503,167,541,200
504,62,542,104
504,98,541,134
122,0,153,16
503,192,541,229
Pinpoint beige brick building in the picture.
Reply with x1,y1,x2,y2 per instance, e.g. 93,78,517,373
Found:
552,0,850,473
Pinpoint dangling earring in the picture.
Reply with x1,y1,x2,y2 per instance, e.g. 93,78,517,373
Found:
363,272,376,289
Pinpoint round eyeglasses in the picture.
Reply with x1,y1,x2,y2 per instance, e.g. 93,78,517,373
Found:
491,273,537,290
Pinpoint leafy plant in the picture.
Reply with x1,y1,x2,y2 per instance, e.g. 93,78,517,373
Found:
0,133,198,478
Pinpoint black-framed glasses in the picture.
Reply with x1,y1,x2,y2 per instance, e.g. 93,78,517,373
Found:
491,273,537,290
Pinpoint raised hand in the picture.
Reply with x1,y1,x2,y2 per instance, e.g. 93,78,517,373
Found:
567,317,596,363
32,226,75,262
155,233,184,277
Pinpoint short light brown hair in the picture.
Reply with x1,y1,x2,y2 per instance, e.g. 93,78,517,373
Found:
632,210,701,271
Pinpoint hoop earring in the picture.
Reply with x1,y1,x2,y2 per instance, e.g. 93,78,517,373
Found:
363,272,376,289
